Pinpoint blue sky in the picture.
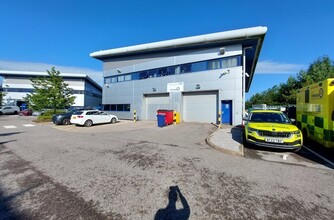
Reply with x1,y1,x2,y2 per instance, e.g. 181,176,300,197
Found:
1,0,333,100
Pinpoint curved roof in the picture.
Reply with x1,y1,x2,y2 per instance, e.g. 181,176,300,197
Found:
90,26,267,59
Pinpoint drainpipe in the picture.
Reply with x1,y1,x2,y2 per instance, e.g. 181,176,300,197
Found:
242,47,252,119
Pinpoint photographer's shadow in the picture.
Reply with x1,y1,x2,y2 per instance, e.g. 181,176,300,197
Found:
154,186,190,220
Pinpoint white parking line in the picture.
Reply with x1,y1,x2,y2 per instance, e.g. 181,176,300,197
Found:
3,125,17,129
303,145,334,167
23,124,35,127
282,154,288,160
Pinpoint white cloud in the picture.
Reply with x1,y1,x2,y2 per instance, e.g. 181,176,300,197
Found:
256,60,305,74
0,60,103,85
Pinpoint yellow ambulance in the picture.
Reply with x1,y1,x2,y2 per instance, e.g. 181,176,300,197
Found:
296,78,334,148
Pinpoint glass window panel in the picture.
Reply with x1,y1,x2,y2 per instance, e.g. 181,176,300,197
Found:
148,69,158,78
110,105,116,111
117,104,123,111
124,104,130,112
132,72,139,80
105,77,111,83
111,77,117,83
139,71,148,79
222,57,238,68
125,75,131,81
118,75,124,82
103,105,110,111
191,61,207,72
158,67,168,76
181,64,191,73
174,66,181,74
166,67,175,75
208,59,222,70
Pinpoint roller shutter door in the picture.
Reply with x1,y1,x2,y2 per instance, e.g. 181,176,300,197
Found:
145,94,170,120
183,92,217,123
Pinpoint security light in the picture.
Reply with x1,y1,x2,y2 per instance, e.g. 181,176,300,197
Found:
219,47,225,55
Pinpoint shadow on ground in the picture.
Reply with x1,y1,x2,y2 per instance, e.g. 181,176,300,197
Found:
154,186,190,220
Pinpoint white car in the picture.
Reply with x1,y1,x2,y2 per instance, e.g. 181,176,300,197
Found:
0,106,20,115
70,110,118,127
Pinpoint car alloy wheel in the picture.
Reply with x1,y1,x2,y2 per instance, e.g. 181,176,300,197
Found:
111,118,117,124
62,118,71,125
84,120,93,127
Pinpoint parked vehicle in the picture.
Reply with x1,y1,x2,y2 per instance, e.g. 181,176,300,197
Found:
52,109,84,125
296,78,334,148
70,110,118,127
0,106,20,115
243,110,303,152
19,109,33,116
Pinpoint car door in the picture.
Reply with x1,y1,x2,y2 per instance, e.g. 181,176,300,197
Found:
99,111,111,123
89,111,100,124
4,107,12,114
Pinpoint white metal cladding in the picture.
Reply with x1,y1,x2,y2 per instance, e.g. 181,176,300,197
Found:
182,91,217,123
145,94,170,120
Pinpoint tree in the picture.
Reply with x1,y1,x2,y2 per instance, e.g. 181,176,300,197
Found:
297,56,334,87
0,84,8,105
247,56,334,106
25,67,75,113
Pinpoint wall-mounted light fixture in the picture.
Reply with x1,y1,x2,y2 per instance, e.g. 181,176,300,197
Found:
152,88,157,92
117,69,121,73
219,47,225,55
105,83,109,88
195,84,200,89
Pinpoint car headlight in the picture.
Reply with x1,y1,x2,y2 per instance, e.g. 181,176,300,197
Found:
247,127,258,133
291,130,302,137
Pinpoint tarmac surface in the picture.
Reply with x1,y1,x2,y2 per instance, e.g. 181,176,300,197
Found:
1,116,334,219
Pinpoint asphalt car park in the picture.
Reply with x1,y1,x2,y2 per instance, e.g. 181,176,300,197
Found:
0,115,333,219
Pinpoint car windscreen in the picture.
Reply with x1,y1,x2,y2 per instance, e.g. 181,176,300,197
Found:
249,112,291,123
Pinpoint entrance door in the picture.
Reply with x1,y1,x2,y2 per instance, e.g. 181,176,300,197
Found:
221,100,232,125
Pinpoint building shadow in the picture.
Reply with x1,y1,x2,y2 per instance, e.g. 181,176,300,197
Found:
0,185,39,219
0,132,23,137
154,186,190,220
0,140,17,145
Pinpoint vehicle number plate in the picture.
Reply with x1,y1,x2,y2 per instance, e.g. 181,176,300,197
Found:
72,116,76,119
265,138,283,143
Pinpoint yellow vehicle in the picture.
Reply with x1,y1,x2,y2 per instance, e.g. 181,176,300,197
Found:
243,110,303,151
296,78,334,148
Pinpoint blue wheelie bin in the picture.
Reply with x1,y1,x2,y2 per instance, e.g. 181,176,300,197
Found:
157,114,166,127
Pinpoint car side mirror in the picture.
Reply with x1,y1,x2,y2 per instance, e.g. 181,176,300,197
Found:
290,118,296,123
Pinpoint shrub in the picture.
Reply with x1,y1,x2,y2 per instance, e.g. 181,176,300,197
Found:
33,109,66,123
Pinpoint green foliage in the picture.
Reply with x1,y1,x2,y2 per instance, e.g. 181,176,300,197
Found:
33,109,66,123
247,56,334,106
0,85,8,105
42,109,65,116
24,67,75,113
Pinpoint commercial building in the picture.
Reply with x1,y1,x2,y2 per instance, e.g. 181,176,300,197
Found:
0,70,102,109
90,26,267,125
